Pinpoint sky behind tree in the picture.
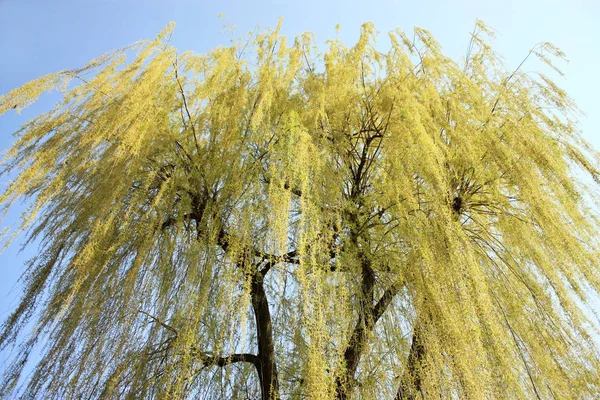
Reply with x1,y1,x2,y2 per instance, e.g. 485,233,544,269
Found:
1,0,599,371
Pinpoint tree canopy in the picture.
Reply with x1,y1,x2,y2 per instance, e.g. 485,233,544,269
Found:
1,20,600,399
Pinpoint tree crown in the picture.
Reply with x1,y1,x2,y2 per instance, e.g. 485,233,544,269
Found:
1,20,600,399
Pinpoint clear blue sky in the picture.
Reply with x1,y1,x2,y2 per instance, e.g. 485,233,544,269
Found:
1,0,599,369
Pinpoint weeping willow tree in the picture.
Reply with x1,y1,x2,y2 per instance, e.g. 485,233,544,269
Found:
1,20,600,399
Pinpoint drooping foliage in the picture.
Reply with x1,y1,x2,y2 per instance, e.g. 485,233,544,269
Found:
1,20,600,399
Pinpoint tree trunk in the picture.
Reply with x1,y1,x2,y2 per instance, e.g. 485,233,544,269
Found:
251,272,280,400
335,258,375,400
395,323,425,400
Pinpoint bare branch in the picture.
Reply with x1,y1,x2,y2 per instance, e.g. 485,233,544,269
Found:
201,352,260,368
172,58,202,156
138,310,178,336
260,249,300,276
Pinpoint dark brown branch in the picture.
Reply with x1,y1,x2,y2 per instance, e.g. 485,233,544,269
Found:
373,283,401,324
336,278,402,399
160,213,196,231
217,228,300,273
260,249,299,276
251,271,280,400
395,324,425,400
201,353,260,368
162,212,302,277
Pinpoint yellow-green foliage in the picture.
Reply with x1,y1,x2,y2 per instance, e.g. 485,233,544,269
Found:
1,20,600,399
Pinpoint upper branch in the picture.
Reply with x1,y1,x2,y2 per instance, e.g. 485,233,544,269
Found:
138,309,178,337
172,58,202,156
260,249,300,276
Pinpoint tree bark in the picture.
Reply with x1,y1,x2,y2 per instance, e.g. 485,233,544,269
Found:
335,258,401,399
251,271,280,400
212,225,280,399
335,258,374,399
395,323,425,400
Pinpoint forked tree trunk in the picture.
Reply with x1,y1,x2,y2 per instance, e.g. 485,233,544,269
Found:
335,259,375,400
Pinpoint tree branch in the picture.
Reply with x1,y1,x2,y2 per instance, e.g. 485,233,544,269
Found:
373,283,401,324
162,213,301,276
336,278,403,399
172,58,202,156
262,174,303,197
201,352,260,368
395,323,425,400
260,249,299,276
138,309,178,337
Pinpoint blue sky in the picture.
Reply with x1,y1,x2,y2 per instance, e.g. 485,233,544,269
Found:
1,0,599,370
